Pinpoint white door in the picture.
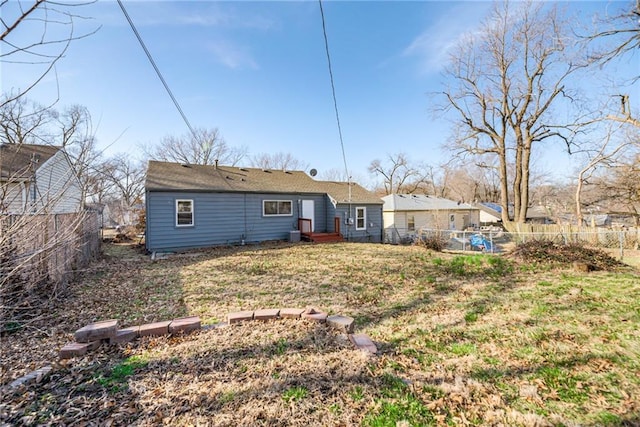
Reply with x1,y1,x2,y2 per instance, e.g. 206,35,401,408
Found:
302,200,315,232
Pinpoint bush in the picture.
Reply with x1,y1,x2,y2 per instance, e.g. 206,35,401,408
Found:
415,233,448,252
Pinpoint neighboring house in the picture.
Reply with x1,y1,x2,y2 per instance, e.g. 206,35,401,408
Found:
382,194,480,242
0,143,82,214
525,205,555,224
145,161,383,252
477,202,556,225
477,202,503,225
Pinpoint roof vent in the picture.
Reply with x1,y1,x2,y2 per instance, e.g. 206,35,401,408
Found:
226,175,232,180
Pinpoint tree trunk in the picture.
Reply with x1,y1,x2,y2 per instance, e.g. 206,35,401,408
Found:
513,127,523,222
575,168,587,226
518,142,532,223
498,150,510,223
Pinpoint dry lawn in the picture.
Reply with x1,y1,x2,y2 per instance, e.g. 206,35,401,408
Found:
1,241,639,426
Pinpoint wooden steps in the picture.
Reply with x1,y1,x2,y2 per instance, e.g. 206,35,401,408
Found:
302,232,344,243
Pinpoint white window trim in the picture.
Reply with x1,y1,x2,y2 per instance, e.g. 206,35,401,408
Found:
176,199,194,227
356,206,366,230
262,199,293,217
407,215,415,231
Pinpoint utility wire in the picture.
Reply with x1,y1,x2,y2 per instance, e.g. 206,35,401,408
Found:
116,0,197,140
318,0,350,183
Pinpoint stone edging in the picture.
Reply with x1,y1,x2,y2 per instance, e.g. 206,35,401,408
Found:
5,307,376,392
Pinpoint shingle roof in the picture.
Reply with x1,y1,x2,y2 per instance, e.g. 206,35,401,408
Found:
313,180,383,204
382,194,477,211
146,161,382,204
0,144,60,180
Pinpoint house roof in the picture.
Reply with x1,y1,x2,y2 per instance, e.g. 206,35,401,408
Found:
146,161,382,204
382,194,477,211
0,143,60,180
476,202,502,218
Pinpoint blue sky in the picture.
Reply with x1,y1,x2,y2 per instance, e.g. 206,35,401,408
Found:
3,1,637,187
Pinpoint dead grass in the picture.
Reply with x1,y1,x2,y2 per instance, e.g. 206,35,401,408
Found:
1,241,639,426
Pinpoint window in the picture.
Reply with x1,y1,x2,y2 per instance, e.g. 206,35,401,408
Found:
263,200,292,216
407,215,415,231
356,207,366,230
176,199,194,226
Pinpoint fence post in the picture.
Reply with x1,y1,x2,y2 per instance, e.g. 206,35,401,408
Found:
619,231,624,261
462,230,466,251
489,230,494,254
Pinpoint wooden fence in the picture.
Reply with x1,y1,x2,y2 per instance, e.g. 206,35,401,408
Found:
0,210,101,297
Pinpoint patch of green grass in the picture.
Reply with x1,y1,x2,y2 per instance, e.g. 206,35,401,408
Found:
97,355,149,392
448,342,477,356
282,386,308,402
594,411,623,426
218,391,235,404
329,403,342,415
535,366,590,404
273,338,288,355
432,254,513,277
349,385,365,401
363,373,437,426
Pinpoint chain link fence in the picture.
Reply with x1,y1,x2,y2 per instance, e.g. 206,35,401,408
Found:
384,226,640,260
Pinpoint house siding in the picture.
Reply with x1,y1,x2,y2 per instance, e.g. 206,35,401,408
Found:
146,191,329,251
383,209,481,243
1,150,81,214
335,203,383,243
1,181,27,213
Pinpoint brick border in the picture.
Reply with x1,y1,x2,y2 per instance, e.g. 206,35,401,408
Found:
5,307,377,392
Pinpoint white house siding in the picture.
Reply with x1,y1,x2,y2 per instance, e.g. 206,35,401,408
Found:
1,181,27,213
33,151,82,214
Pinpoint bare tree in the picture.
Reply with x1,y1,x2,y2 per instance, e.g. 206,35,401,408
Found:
98,154,145,225
584,1,640,127
575,124,637,225
439,1,585,223
368,153,430,195
318,168,351,182
249,152,308,171
0,95,52,145
586,1,639,75
55,105,102,206
1,0,99,107
0,97,103,206
594,151,640,226
144,127,246,166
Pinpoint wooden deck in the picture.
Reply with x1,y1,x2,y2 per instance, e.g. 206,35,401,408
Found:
298,217,344,243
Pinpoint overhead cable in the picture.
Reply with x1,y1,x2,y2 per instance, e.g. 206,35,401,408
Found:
116,0,197,140
318,0,350,182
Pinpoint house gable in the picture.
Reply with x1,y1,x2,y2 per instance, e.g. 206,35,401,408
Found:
0,144,81,214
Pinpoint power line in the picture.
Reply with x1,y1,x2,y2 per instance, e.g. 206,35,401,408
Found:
318,0,350,183
116,0,197,140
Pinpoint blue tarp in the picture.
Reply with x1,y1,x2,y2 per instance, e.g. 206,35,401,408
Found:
470,234,492,251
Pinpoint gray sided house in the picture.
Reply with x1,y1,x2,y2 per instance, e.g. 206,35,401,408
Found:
382,194,480,243
145,161,383,252
0,143,82,214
